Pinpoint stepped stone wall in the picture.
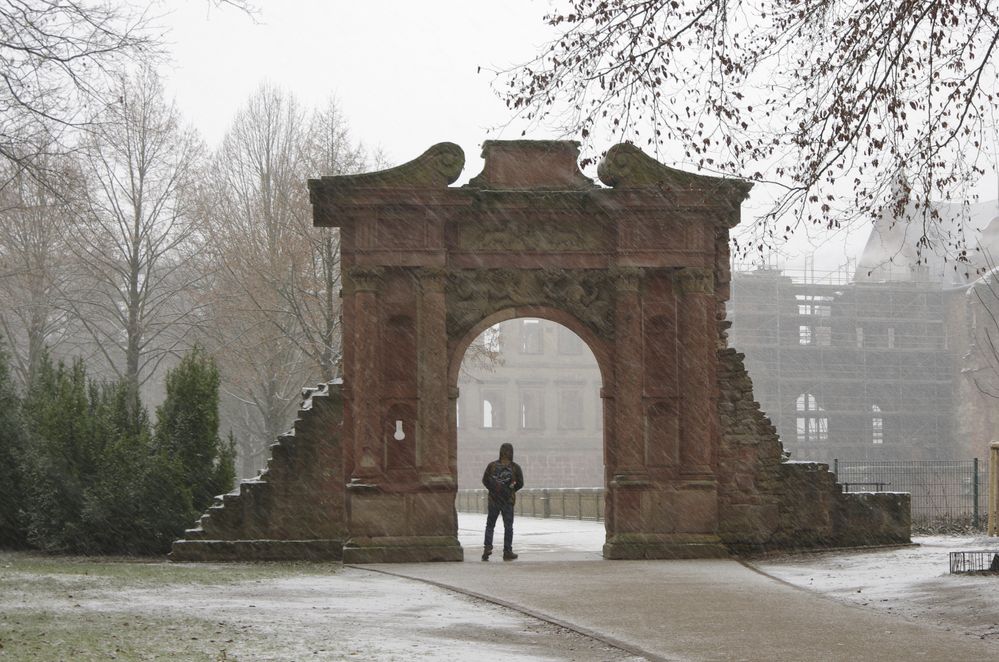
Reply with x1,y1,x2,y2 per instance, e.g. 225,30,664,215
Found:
170,383,347,562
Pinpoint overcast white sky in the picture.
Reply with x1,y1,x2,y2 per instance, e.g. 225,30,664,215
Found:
160,1,555,176
157,0,999,273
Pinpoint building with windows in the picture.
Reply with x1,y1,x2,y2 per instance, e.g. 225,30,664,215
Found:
727,267,962,464
456,319,603,489
728,198,999,465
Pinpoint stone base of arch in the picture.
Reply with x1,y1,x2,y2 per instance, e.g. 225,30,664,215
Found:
340,486,463,563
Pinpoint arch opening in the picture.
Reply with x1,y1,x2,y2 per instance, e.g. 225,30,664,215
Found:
453,314,606,555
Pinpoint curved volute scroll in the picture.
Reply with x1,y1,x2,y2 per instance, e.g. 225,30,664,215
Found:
310,142,465,227
309,141,464,193
597,143,752,206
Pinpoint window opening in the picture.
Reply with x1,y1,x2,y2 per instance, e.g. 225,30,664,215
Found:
795,393,828,443
520,319,543,354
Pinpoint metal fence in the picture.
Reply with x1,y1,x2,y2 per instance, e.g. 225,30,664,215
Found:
456,488,605,521
833,459,986,526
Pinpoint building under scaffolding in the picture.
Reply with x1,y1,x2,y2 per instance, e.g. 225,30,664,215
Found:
727,265,963,465
729,196,999,465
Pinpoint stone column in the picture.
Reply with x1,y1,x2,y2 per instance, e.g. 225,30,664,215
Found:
611,267,646,478
675,267,716,478
348,266,384,480
416,268,452,485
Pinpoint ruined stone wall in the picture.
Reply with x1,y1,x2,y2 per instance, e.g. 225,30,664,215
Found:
716,348,783,546
717,348,911,552
171,384,347,561
772,462,910,549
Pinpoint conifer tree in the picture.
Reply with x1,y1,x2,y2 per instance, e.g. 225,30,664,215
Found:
21,355,95,551
0,341,27,548
21,353,197,554
155,347,236,513
81,382,194,554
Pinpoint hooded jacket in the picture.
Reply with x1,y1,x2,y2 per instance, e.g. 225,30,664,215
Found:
482,444,524,505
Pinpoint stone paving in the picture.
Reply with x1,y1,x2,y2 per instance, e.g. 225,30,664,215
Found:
361,514,998,661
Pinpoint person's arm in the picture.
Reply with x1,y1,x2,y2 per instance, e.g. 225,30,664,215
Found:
513,464,524,492
482,462,493,490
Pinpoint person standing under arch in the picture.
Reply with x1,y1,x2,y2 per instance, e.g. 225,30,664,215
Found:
481,442,524,561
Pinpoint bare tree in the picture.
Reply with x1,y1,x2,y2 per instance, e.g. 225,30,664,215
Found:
196,86,371,474
0,0,260,189
67,67,204,404
500,0,999,262
0,0,152,176
296,98,372,377
0,156,79,388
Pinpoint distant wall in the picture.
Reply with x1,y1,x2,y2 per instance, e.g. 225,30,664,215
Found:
456,487,604,521
772,462,911,549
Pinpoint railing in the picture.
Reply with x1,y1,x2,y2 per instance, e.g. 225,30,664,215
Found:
834,459,986,526
461,459,989,529
456,488,605,521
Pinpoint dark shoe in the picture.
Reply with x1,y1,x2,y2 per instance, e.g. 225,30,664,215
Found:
481,545,492,561
502,551,518,561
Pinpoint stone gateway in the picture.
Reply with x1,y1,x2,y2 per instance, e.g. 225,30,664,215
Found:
171,140,909,563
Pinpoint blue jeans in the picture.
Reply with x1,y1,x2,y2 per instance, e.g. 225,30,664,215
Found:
484,500,514,552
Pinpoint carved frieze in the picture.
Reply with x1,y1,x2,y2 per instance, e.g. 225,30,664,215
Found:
445,268,616,340
457,212,604,252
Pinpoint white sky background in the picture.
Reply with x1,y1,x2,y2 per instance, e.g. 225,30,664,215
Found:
157,0,999,273
159,0,555,177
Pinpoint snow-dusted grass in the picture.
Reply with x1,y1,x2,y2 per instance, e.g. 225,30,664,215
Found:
0,542,633,661
752,534,999,643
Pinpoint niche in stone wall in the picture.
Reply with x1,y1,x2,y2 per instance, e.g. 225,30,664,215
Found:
385,402,416,469
644,313,677,397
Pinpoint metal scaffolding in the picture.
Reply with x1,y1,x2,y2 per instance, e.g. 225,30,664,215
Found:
728,264,961,464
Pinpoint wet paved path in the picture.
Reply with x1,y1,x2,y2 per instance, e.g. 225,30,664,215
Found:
358,514,998,661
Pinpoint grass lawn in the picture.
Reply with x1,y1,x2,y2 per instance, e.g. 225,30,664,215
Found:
0,551,341,661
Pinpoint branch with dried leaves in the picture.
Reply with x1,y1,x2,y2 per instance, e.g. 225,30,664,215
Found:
500,0,999,262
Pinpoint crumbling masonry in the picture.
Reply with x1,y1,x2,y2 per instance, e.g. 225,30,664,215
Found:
171,140,909,562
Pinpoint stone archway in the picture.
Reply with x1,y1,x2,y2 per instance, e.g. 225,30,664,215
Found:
327,140,747,562
171,140,911,563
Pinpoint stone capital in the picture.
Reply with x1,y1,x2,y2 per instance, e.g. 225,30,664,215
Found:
612,266,643,293
415,267,449,293
347,266,385,293
674,267,714,296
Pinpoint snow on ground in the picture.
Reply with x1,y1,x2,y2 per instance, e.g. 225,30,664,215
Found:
752,534,999,643
456,511,605,560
